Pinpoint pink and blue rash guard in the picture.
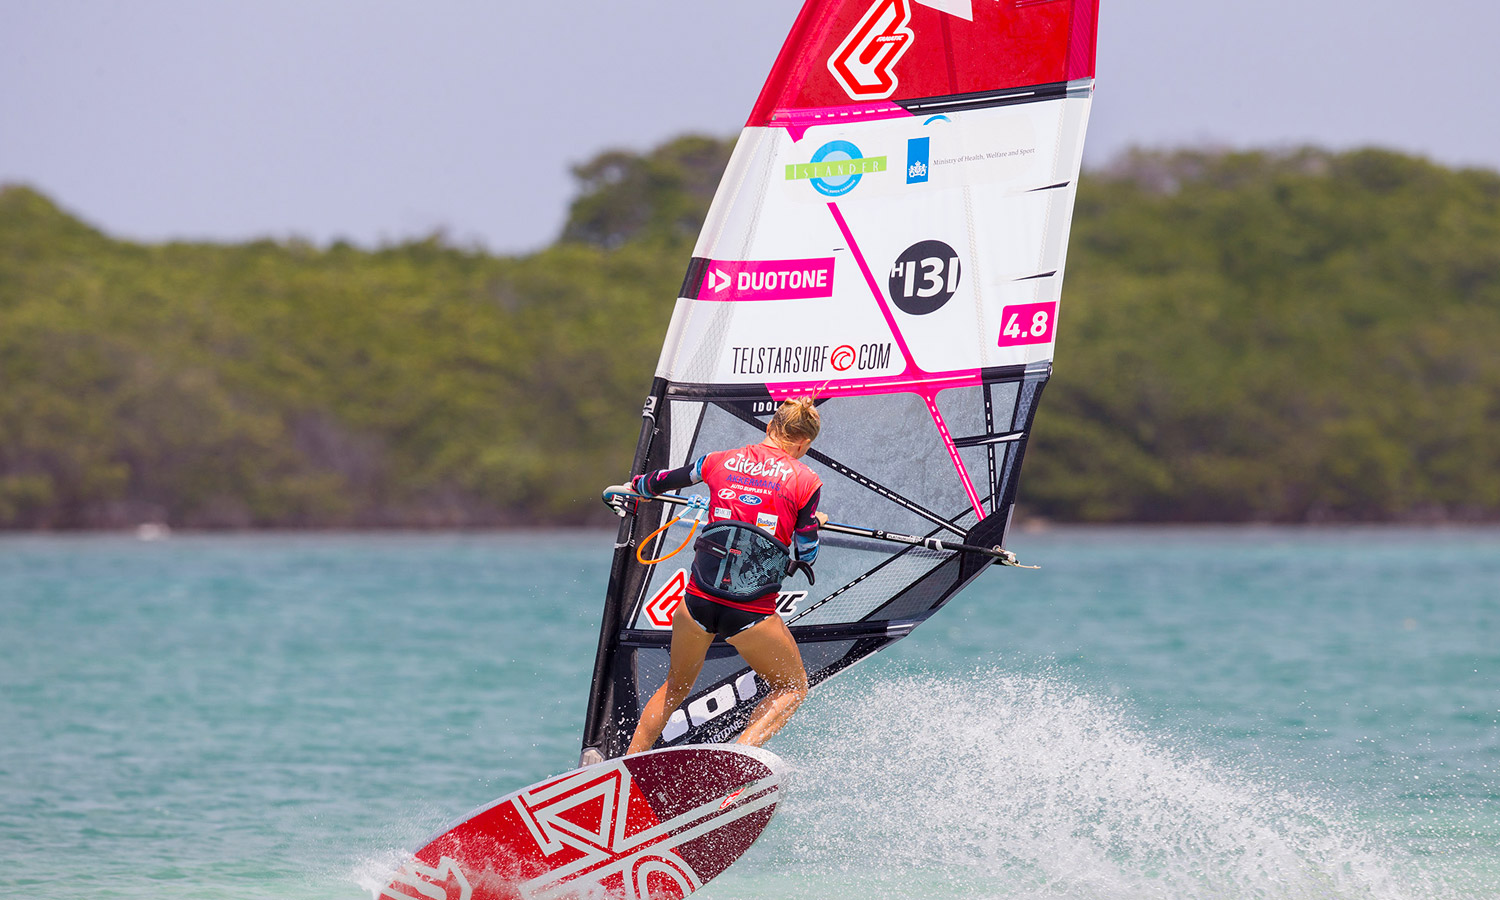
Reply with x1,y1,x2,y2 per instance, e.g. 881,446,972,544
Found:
636,442,822,614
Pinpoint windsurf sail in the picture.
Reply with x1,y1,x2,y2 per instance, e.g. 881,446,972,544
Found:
581,0,1098,762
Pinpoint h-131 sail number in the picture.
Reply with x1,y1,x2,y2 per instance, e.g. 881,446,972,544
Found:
997,301,1057,347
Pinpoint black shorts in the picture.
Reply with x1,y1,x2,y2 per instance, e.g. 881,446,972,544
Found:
684,593,770,640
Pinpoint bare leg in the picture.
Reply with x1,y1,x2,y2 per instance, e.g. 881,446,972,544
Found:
727,613,809,748
627,599,716,755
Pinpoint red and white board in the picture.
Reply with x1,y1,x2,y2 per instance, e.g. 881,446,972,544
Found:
377,746,784,900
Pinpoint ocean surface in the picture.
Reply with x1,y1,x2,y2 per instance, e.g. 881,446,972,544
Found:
1,528,1496,899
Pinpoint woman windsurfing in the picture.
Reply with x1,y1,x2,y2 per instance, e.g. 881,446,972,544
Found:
622,396,826,753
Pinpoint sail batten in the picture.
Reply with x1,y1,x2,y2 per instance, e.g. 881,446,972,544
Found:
581,0,1097,762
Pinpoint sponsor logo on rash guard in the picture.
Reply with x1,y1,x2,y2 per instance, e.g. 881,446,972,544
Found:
737,494,763,506
717,488,738,500
723,454,796,482
726,473,781,493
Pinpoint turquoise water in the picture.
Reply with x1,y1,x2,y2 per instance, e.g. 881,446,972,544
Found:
1,528,1496,898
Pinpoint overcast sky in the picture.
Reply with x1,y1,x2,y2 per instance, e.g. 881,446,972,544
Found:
3,1,1497,253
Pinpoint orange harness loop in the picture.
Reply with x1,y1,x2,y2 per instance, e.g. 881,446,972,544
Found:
635,494,709,566
636,516,700,565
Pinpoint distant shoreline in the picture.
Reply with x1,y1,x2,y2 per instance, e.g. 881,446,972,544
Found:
5,519,1499,538
6,144,1500,530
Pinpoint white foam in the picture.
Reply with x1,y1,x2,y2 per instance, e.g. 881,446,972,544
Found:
745,669,1454,900
346,802,453,898
350,848,413,899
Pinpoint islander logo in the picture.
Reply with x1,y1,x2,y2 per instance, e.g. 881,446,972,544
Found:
785,141,887,197
828,0,915,100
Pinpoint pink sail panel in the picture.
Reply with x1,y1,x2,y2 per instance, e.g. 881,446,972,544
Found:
748,0,1099,126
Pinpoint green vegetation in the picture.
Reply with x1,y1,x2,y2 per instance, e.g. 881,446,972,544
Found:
1035,148,1500,521
2,140,1498,528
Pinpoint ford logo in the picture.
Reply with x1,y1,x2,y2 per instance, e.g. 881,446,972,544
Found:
737,493,763,506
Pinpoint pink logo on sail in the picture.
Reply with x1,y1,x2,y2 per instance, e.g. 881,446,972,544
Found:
700,258,835,302
996,301,1058,348
644,569,688,628
828,0,914,101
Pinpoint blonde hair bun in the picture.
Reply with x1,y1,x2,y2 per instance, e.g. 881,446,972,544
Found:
769,395,820,442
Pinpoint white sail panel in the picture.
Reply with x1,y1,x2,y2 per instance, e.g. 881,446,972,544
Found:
662,94,1090,387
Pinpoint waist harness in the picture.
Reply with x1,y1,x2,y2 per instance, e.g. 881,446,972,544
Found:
690,521,790,604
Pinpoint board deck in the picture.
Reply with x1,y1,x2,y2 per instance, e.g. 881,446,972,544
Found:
377,745,784,900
